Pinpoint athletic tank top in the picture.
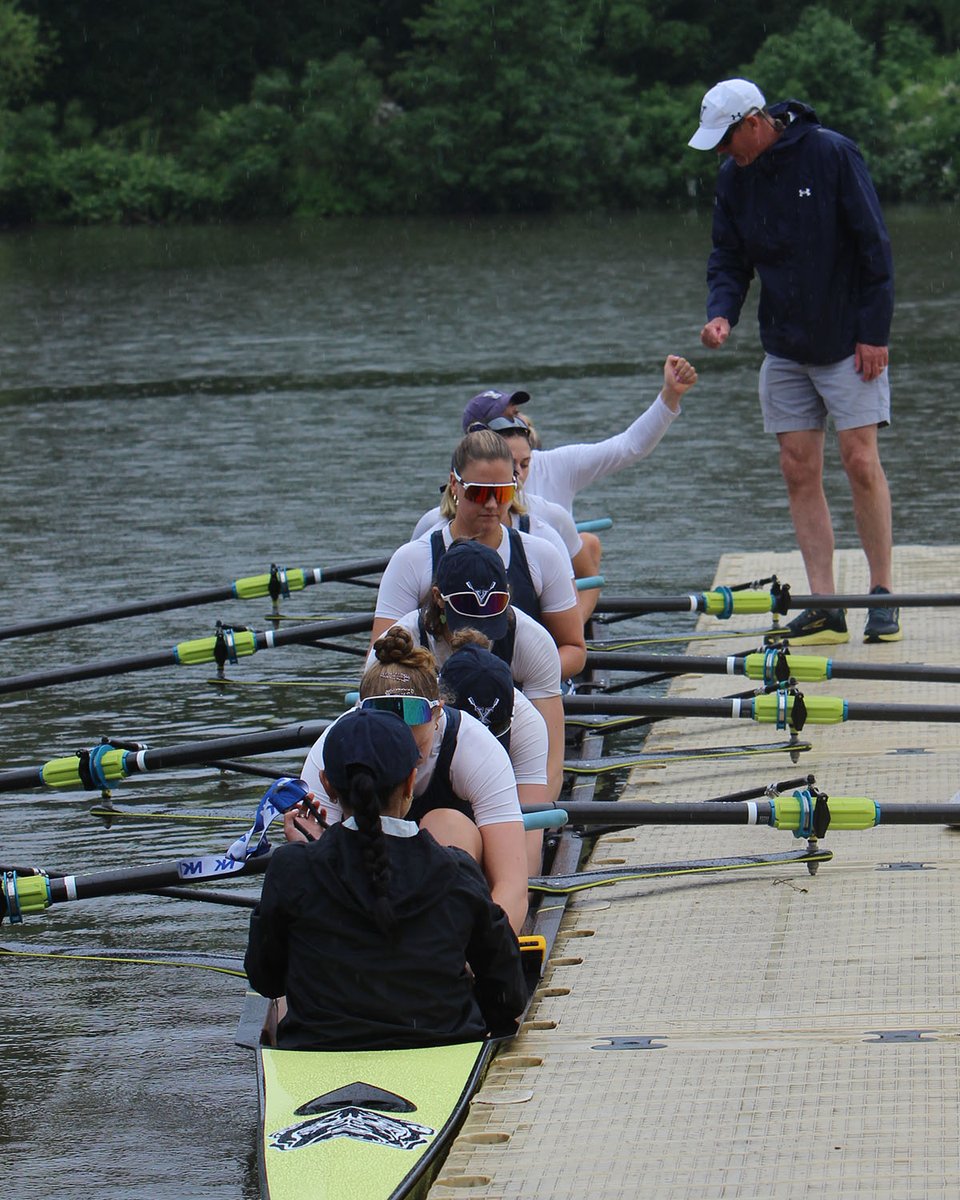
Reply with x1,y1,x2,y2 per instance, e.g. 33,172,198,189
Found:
407,707,472,822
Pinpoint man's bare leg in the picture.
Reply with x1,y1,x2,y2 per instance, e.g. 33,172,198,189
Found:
837,424,893,590
777,429,836,594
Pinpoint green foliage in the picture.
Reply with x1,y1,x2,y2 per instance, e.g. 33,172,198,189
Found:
876,49,960,197
0,0,47,107
2,0,960,223
0,103,57,222
188,100,297,219
743,7,885,149
391,0,633,211
291,49,400,215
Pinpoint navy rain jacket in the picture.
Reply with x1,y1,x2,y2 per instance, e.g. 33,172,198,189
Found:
706,101,893,365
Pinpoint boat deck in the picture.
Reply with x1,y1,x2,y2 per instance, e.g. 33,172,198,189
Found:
431,544,960,1199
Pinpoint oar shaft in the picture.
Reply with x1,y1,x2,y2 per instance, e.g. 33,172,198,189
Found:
585,650,960,686
563,693,960,724
0,719,331,793
525,800,960,827
0,614,373,696
594,591,960,617
0,559,389,642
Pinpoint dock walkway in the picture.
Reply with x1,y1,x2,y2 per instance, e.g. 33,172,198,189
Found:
432,545,960,1199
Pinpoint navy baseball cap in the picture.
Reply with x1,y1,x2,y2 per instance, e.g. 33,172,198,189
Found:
440,643,515,742
462,388,530,433
435,541,511,640
322,708,420,792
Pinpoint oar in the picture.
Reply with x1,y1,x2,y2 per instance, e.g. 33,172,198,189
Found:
0,943,247,977
0,558,389,642
0,612,373,697
0,720,332,794
563,692,960,730
142,886,257,907
594,588,960,618
0,804,567,922
585,648,960,686
529,795,960,830
564,738,811,775
1,853,275,922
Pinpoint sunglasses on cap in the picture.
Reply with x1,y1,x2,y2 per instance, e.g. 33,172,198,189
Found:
441,589,511,619
452,469,516,506
359,695,440,725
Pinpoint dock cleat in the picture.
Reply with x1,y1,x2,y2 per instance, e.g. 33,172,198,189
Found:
863,586,902,643
774,607,849,646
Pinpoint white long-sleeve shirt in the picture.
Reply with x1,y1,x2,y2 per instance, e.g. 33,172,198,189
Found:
526,393,679,513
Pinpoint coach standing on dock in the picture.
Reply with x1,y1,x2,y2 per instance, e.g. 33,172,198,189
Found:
688,78,900,646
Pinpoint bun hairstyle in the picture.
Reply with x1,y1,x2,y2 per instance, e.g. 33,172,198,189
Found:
361,624,440,701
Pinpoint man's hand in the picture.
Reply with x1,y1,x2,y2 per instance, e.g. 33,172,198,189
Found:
854,343,889,382
661,355,698,411
700,316,731,349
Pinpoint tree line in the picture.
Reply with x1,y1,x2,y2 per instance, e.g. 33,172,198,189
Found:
1,0,957,225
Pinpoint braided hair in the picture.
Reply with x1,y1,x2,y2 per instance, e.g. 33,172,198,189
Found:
342,766,399,937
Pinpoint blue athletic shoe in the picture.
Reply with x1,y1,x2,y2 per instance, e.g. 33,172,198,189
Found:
863,586,902,643
776,607,849,645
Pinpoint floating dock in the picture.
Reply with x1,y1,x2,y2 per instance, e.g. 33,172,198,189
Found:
432,545,960,1199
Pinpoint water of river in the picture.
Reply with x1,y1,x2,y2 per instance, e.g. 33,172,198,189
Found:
0,206,957,1197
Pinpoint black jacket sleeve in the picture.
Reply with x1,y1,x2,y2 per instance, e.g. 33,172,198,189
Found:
455,853,528,1034
243,849,298,998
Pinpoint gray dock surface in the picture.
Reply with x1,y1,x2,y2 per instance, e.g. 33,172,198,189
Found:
431,545,960,1199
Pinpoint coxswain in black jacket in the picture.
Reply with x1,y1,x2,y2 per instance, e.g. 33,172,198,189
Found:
244,821,527,1051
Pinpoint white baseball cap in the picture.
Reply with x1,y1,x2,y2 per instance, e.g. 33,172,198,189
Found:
688,78,766,150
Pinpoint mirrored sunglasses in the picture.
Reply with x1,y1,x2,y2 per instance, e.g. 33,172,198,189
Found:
453,469,516,506
359,695,440,725
441,589,511,619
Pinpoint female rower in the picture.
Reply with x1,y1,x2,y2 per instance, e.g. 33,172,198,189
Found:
411,416,602,621
244,707,527,1051
366,539,566,804
372,429,586,679
299,622,531,932
438,628,550,874
459,355,699,514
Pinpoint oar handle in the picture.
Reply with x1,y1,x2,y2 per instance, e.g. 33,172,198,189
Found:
575,518,613,533
575,575,604,591
522,809,568,831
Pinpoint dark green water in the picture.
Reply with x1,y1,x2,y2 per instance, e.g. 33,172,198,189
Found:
0,206,957,1196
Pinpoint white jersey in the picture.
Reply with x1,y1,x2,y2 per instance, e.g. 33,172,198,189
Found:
368,608,561,700
300,707,525,827
526,393,679,513
375,523,576,625
411,494,582,559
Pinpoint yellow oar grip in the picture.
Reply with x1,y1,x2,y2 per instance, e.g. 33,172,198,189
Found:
753,695,847,724
771,795,879,831
40,748,128,789
743,653,831,683
233,569,309,600
174,630,259,665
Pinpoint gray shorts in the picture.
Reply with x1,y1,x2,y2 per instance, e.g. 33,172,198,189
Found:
759,354,891,434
